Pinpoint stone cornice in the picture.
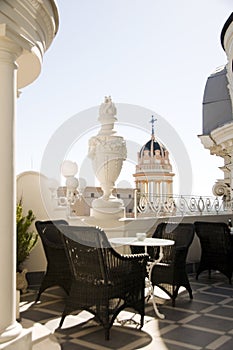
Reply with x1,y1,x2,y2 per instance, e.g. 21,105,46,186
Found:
211,122,233,145
198,134,215,149
27,0,59,50
0,0,59,88
198,133,229,157
0,1,58,54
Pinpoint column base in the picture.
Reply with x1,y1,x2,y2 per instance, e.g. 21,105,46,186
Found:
90,206,125,220
0,327,31,350
91,197,125,220
0,322,22,344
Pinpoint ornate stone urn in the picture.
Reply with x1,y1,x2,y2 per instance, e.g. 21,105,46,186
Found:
88,96,127,220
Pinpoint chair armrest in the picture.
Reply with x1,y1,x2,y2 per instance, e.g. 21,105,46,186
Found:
122,253,149,259
112,250,149,263
106,252,149,282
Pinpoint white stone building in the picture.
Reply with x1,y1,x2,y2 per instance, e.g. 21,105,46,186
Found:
199,13,233,207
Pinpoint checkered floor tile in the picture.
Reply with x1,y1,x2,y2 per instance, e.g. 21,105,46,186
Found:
20,272,233,349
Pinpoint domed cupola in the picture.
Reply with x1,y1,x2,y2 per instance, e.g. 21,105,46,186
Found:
137,116,171,168
139,138,166,158
139,139,166,158
133,116,174,199
139,116,166,159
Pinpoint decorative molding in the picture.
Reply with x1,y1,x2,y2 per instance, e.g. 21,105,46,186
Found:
212,180,228,197
0,1,57,51
226,60,233,113
89,135,127,159
0,0,58,87
211,123,233,146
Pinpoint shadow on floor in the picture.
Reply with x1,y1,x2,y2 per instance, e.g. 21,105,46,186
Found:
20,272,233,350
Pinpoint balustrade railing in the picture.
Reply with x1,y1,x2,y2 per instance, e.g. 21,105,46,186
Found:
136,194,232,217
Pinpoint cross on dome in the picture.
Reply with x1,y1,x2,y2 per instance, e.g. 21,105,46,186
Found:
150,115,157,139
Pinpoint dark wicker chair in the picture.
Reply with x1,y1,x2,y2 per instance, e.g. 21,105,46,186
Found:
35,220,72,302
150,222,195,306
194,221,233,283
58,225,149,340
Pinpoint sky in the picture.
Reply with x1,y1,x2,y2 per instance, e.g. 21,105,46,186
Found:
16,0,233,197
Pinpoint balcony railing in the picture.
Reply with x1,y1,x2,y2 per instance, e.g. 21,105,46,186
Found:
136,194,232,217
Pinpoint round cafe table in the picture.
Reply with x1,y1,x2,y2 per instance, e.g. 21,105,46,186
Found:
109,236,174,319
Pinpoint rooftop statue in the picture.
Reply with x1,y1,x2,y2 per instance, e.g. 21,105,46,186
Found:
99,96,117,119
98,96,117,136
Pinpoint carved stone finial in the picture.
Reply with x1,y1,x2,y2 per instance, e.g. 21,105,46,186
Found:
98,96,117,136
99,96,117,119
104,95,112,103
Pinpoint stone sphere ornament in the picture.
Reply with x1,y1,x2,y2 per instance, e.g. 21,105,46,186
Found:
66,176,79,190
61,160,78,177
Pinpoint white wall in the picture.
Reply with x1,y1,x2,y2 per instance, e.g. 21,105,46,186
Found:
17,171,66,272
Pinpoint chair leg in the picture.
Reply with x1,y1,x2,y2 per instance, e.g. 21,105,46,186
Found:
140,314,144,329
172,286,179,307
59,314,66,328
35,287,44,303
105,327,110,341
102,303,110,340
35,291,41,303
186,283,193,299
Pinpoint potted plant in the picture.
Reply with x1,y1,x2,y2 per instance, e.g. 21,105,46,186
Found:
16,199,37,293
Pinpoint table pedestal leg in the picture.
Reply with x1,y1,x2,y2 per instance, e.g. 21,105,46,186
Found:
146,246,165,319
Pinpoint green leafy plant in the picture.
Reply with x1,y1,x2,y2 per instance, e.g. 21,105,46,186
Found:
16,199,37,271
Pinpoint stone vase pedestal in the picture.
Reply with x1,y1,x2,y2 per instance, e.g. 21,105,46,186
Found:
88,97,127,220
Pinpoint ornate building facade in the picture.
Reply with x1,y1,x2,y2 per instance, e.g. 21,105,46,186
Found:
199,13,233,206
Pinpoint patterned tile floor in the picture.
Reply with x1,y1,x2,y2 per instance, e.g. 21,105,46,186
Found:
20,272,233,350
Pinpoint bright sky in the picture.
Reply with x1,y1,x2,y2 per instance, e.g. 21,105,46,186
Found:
17,0,233,197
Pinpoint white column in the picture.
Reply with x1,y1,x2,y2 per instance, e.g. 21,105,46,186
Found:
167,181,173,196
161,181,165,196
157,181,161,196
0,37,23,343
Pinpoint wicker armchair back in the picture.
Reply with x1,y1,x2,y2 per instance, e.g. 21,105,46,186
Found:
59,225,149,340
35,220,71,302
194,221,233,283
151,222,195,306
